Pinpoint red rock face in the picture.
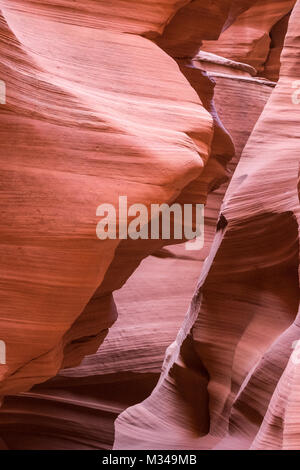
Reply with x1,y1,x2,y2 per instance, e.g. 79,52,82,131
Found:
114,0,300,450
0,0,215,395
0,0,299,451
202,0,296,76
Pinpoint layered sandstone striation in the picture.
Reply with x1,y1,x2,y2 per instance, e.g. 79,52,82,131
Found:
202,0,296,78
115,0,300,450
0,0,254,396
0,0,299,451
0,0,215,395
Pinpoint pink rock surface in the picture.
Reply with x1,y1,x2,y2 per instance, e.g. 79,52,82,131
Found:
0,0,216,394
0,50,273,450
114,0,300,450
202,0,296,76
0,0,256,397
0,0,300,451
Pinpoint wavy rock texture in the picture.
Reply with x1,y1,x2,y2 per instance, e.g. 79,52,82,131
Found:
115,0,300,450
0,0,258,397
0,0,299,451
0,0,219,395
202,0,296,77
0,61,274,449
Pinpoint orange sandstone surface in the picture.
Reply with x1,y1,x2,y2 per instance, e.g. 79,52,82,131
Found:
0,0,299,450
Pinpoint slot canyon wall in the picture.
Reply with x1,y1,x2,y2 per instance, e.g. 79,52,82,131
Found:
0,0,299,450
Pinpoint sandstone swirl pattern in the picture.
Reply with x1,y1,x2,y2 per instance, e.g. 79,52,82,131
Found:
0,0,299,450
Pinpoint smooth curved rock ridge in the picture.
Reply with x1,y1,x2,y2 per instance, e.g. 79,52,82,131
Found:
154,0,254,57
0,0,254,397
0,0,214,395
114,0,300,450
0,0,190,35
0,0,299,451
0,48,275,449
0,47,275,449
202,0,296,77
194,51,257,77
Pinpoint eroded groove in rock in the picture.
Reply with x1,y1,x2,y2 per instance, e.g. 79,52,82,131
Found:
114,0,300,450
202,0,296,76
0,0,298,451
0,0,216,395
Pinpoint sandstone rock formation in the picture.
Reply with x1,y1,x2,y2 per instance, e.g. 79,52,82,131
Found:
0,0,299,451
0,0,216,395
202,0,296,77
114,0,300,451
0,0,253,397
